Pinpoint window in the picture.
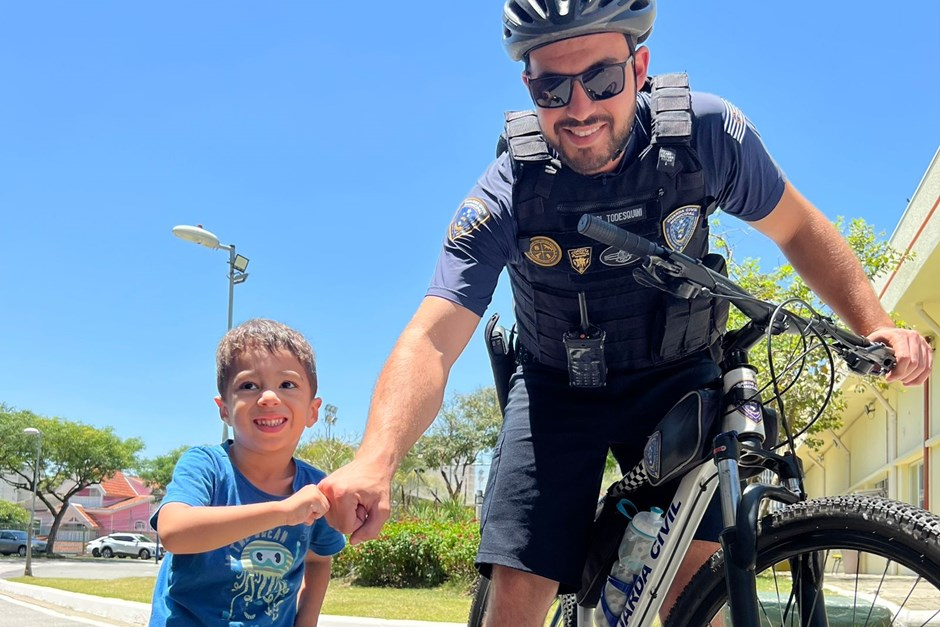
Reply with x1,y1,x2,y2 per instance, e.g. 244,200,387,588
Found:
910,461,925,508
134,520,146,531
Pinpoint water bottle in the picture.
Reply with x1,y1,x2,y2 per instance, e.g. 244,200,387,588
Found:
594,506,664,627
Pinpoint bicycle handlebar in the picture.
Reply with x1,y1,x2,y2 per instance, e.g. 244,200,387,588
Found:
576,215,896,376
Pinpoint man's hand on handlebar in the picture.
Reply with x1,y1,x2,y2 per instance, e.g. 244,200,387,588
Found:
318,459,392,545
867,326,932,386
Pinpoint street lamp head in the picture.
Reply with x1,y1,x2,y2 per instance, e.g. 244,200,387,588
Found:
233,254,250,272
172,224,222,250
23,428,41,437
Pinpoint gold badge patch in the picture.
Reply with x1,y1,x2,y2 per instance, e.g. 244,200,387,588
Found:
567,247,592,275
525,236,562,267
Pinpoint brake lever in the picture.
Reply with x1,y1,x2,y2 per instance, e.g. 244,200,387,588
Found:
832,342,897,376
813,317,897,376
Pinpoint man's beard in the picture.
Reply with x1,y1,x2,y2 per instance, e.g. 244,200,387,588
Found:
549,112,634,176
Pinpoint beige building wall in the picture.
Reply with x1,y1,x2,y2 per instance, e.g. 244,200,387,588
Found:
795,148,938,577
798,147,939,525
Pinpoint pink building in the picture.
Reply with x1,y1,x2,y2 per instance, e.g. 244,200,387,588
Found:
36,472,157,554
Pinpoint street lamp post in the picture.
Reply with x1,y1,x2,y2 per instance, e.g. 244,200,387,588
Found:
324,404,338,440
172,224,250,442
22,427,42,577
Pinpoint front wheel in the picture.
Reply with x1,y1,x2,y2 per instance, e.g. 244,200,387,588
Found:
665,495,940,627
139,549,151,560
468,575,578,627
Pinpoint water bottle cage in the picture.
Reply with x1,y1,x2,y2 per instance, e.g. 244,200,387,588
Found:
599,574,635,626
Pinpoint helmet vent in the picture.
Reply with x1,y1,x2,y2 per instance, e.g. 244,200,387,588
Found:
507,1,535,24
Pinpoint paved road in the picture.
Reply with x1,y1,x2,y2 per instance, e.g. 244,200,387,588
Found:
0,593,120,626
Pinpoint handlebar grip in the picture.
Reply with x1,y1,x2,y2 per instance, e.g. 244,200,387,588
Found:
577,215,665,258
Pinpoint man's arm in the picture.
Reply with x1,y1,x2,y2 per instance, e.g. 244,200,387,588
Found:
295,551,332,626
158,484,329,554
751,182,931,385
319,296,481,543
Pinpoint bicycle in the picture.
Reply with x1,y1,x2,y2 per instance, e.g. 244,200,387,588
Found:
468,215,940,626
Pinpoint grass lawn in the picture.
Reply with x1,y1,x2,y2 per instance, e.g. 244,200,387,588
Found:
9,577,474,623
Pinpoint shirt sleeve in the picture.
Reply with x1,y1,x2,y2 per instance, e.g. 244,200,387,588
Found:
150,447,217,530
308,517,346,557
426,153,518,317
691,92,787,222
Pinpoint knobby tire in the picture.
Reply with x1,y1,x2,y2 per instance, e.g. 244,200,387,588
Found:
664,495,940,627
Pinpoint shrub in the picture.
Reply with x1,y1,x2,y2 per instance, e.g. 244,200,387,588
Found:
332,517,480,589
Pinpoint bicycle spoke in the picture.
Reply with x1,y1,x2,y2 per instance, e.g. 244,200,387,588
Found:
860,560,891,626
769,565,786,625
717,550,940,626
889,575,919,625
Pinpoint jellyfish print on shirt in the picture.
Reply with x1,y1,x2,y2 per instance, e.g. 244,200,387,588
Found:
228,539,295,622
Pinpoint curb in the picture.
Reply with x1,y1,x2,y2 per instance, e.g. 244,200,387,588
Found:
0,579,466,627
0,578,150,625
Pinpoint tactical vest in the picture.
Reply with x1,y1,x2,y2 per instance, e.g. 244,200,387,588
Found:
504,74,727,371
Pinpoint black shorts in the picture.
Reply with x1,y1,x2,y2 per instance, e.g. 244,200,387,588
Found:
476,353,723,592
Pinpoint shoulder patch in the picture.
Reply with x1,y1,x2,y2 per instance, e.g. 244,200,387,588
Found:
448,197,491,241
721,99,747,144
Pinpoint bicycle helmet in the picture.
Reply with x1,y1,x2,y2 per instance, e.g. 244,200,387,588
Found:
503,0,656,62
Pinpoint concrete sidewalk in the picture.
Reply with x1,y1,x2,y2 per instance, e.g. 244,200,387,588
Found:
0,579,466,627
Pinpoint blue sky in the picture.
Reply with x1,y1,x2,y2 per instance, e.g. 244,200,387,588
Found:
2,2,938,459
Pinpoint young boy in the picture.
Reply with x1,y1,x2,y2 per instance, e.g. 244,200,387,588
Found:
150,318,345,626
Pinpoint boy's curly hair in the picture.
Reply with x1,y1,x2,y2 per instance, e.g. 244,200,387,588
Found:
216,319,317,396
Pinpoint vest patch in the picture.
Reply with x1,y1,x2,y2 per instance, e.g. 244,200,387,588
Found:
658,147,677,172
601,205,645,225
525,236,562,267
600,246,639,267
663,205,701,252
448,197,491,241
567,247,592,274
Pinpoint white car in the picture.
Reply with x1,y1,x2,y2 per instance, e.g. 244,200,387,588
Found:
86,533,163,560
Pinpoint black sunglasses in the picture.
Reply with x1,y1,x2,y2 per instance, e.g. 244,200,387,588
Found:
526,58,633,109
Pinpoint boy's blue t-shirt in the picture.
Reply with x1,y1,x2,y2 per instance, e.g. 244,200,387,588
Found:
149,443,346,626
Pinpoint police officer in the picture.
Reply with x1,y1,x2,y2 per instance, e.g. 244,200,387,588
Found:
322,1,932,625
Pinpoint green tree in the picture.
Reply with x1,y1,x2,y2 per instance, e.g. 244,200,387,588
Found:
0,500,30,529
712,217,905,449
295,434,357,474
136,445,190,502
391,448,426,510
0,406,144,552
414,387,501,502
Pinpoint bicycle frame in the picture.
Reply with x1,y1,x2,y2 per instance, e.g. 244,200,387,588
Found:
597,461,720,626
575,433,807,626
